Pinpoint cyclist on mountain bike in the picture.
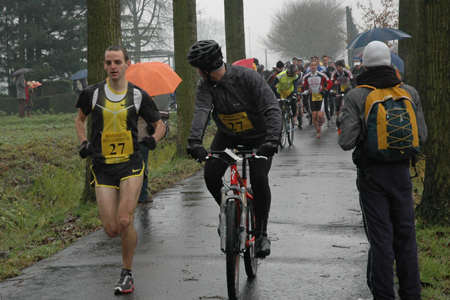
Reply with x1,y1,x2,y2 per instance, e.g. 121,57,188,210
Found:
186,40,282,258
269,64,299,125
330,59,356,129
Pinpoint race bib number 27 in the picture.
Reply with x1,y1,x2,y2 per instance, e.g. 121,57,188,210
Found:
101,130,133,157
218,112,254,132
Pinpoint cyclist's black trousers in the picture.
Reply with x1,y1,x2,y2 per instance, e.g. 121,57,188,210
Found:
204,130,273,220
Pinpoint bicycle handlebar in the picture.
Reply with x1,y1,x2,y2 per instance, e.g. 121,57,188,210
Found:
207,148,268,162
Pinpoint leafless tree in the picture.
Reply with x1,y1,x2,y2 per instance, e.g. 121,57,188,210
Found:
263,0,345,60
197,16,226,48
356,0,399,30
121,0,172,62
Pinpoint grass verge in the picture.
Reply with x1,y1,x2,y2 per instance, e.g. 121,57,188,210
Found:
0,112,214,282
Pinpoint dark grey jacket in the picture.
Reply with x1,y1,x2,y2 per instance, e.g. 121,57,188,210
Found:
338,83,427,164
189,63,282,143
16,78,26,99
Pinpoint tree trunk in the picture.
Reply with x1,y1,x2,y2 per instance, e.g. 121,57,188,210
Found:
224,0,246,63
416,0,450,226
173,0,197,157
82,0,122,203
398,0,419,87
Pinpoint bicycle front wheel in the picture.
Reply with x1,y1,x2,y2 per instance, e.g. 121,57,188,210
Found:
280,115,287,148
226,200,240,300
287,115,295,145
244,198,257,278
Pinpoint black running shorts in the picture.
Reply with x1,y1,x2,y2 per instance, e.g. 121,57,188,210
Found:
90,154,145,189
310,99,323,112
335,97,343,112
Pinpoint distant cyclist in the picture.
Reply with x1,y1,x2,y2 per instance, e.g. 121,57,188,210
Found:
269,64,300,125
302,60,332,138
186,40,282,258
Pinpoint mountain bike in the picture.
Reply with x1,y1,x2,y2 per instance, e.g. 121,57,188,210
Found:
207,147,266,300
278,98,295,147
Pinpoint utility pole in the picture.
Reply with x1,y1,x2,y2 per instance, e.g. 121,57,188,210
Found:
265,49,267,68
248,27,251,57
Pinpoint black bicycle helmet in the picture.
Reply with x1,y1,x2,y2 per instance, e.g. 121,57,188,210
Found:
286,64,298,76
187,40,223,71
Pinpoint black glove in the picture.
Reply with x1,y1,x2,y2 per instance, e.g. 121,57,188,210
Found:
256,142,279,157
142,135,157,150
188,143,208,163
79,140,93,159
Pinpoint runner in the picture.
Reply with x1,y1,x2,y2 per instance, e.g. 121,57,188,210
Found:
75,45,166,294
330,59,356,129
302,60,332,138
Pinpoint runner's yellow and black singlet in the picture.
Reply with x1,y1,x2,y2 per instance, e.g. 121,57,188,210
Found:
76,80,161,164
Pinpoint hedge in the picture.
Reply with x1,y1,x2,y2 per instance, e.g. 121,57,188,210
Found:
0,94,78,115
8,80,73,97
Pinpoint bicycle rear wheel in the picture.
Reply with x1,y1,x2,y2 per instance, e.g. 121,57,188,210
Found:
287,115,295,145
244,198,258,278
226,200,240,300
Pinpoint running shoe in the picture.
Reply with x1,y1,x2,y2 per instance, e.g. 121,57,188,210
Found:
114,270,134,294
327,120,331,127
255,236,271,258
316,129,321,139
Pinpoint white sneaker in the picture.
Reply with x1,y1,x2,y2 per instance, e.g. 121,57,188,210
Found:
327,120,331,127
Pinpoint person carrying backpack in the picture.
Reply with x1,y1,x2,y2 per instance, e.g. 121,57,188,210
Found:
338,41,427,300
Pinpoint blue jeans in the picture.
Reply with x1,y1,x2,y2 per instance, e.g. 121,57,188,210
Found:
138,142,150,202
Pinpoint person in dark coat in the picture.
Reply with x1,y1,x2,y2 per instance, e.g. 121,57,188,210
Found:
338,41,427,300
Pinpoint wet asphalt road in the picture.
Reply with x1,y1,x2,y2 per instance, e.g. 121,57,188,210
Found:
0,118,373,300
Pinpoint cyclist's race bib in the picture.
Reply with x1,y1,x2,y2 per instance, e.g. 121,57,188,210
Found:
340,84,349,92
101,130,133,158
219,112,254,132
312,93,323,101
279,90,290,99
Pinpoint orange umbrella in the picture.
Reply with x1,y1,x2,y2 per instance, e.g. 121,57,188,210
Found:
125,62,182,97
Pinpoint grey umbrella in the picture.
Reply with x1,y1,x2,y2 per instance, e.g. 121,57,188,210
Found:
12,68,34,76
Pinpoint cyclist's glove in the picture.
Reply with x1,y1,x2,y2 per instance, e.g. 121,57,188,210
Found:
79,140,93,159
256,142,279,157
142,135,157,150
188,143,208,163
